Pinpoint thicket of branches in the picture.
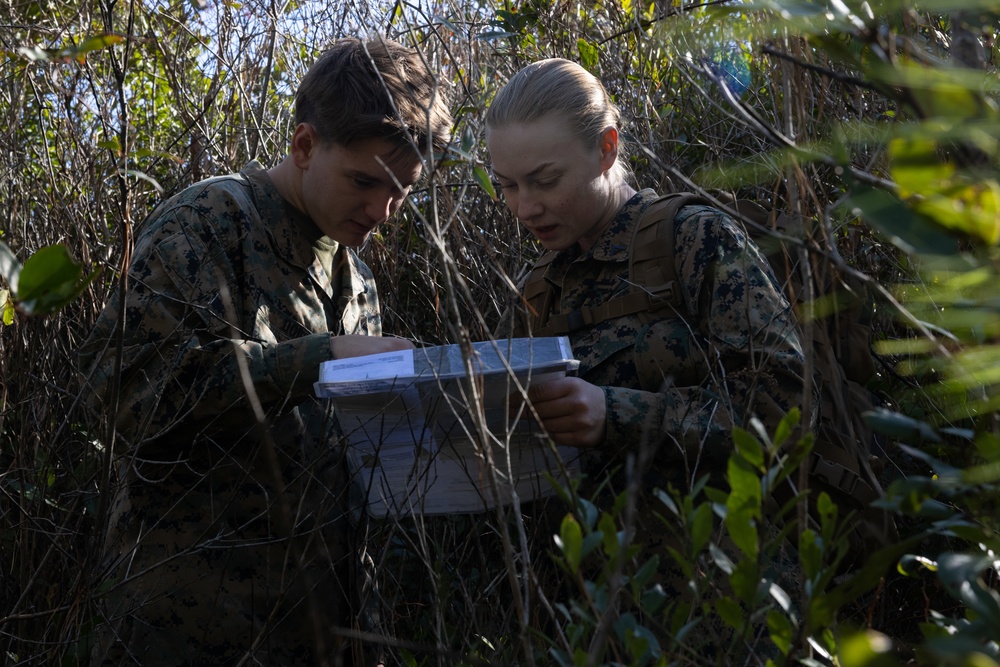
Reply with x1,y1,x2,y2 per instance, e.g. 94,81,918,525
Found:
3,0,1000,664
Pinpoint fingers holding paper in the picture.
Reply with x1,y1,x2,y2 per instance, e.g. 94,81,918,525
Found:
330,334,414,359
523,376,606,449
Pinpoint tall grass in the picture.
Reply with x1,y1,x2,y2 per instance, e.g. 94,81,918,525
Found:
2,0,997,664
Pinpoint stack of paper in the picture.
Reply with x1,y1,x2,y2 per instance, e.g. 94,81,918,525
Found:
315,337,582,516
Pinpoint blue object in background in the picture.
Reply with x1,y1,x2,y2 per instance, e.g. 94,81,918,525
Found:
710,42,752,97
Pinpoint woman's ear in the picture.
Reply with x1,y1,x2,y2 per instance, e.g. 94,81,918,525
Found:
598,126,619,172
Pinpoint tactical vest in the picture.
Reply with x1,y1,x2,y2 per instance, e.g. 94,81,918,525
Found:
522,192,898,568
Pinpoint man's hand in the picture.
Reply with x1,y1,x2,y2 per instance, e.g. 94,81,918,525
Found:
330,334,414,359
524,376,606,448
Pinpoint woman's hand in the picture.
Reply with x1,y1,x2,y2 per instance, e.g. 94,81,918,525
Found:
330,334,414,359
524,376,606,448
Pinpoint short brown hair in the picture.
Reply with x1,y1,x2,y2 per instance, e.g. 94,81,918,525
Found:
295,37,452,157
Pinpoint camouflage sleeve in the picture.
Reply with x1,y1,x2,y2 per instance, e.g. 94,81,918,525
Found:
81,203,352,446
602,205,808,464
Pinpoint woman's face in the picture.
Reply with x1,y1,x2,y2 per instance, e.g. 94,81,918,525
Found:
487,116,619,252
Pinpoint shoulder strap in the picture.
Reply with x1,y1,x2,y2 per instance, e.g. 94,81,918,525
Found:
524,193,709,336
522,251,558,331
627,193,711,317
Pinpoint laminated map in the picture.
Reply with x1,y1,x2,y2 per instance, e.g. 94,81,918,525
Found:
315,337,582,516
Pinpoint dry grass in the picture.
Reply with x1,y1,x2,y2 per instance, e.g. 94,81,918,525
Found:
0,0,953,663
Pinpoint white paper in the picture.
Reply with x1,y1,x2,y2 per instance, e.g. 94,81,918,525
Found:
315,337,582,517
318,348,415,382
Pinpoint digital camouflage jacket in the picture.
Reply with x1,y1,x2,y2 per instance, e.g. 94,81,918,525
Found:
515,188,807,487
80,161,383,666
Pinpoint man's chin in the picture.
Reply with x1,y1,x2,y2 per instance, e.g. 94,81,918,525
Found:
330,229,372,247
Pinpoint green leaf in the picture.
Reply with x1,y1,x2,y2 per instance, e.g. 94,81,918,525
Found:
577,497,598,531
737,0,825,18
890,127,1000,244
0,241,21,294
935,552,1000,627
726,452,762,534
120,169,164,195
599,512,623,557
836,629,899,667
799,527,823,579
726,506,759,560
729,558,758,604
772,408,800,449
17,245,93,315
98,137,122,154
1,290,13,325
71,34,124,57
890,132,956,198
816,491,836,521
632,555,660,591
708,543,735,575
16,45,51,61
460,125,476,154
839,186,960,256
654,488,679,516
728,455,761,503
898,554,938,577
615,614,661,662
864,408,943,443
918,181,1000,246
16,34,123,63
690,502,714,554
434,15,460,34
816,491,839,546
473,165,497,201
767,581,793,615
577,38,599,71
716,597,743,630
557,514,583,574
477,30,518,43
767,609,793,656
666,546,694,579
640,583,667,615
733,427,764,468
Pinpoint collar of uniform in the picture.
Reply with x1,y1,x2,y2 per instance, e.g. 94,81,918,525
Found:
341,246,369,304
586,189,657,262
241,160,322,271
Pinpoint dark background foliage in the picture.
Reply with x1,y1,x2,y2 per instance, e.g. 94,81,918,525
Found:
3,0,1000,664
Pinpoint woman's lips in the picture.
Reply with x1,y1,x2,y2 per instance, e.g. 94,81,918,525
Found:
529,224,557,240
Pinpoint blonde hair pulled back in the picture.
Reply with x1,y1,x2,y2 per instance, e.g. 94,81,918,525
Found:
486,59,628,183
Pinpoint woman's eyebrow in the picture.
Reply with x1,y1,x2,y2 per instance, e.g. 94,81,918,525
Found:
492,163,556,181
526,162,556,177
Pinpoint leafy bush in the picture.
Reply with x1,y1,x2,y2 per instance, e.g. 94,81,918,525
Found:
3,0,1000,664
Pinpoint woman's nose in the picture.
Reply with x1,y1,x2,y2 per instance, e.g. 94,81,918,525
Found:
516,193,542,221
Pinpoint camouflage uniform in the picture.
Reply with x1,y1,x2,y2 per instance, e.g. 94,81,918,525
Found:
514,190,808,657
80,161,383,666
517,188,806,486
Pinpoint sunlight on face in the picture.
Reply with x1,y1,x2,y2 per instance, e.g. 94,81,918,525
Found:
487,116,620,252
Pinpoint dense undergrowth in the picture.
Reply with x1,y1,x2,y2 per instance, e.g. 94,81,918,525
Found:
3,0,1000,664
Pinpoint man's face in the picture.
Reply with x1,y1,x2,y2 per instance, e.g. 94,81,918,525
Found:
294,126,423,246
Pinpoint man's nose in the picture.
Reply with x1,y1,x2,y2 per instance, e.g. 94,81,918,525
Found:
366,195,395,224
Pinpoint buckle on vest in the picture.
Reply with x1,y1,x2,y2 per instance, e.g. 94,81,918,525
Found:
646,282,676,307
566,308,593,332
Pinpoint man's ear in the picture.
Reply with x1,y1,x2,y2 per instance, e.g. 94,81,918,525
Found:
598,126,619,172
290,123,317,169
